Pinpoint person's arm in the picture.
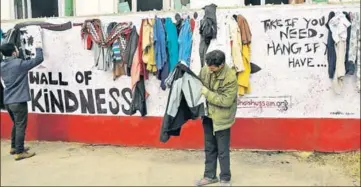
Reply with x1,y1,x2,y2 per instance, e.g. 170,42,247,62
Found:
19,48,44,71
201,74,238,108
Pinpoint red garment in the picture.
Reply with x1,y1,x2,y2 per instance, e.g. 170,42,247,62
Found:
86,35,93,50
190,19,195,33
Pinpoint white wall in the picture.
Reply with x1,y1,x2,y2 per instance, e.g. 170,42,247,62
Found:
0,4,360,119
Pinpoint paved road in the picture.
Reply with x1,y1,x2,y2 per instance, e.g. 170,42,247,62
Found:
0,140,357,186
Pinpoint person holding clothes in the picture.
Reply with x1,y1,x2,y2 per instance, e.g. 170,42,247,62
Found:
196,50,238,187
0,41,44,161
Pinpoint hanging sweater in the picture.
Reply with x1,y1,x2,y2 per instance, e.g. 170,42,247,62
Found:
178,18,193,66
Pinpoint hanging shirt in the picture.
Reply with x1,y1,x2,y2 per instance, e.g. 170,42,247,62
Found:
154,17,167,71
206,15,233,68
190,18,202,75
329,12,351,43
228,16,244,72
328,12,351,94
165,18,179,73
238,44,251,96
142,19,157,73
178,18,193,66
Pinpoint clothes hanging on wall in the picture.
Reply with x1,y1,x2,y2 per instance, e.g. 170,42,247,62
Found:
235,15,252,96
206,15,233,68
164,18,179,73
3,26,43,60
137,19,149,81
81,19,133,72
227,16,244,72
130,76,148,116
236,15,252,45
190,17,202,75
348,12,361,92
178,18,193,66
124,26,139,76
154,17,168,90
326,12,337,80
142,19,157,73
129,20,149,116
160,62,208,143
199,3,218,65
327,11,351,94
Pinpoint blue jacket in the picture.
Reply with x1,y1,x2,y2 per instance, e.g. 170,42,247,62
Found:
178,19,192,66
154,17,167,70
1,48,44,104
164,18,179,73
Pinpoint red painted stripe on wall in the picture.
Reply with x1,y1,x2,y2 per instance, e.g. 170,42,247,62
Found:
0,113,359,152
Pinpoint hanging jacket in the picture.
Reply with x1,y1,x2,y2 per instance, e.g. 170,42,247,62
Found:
328,11,351,94
154,17,167,72
228,16,244,72
236,15,252,45
199,4,217,65
238,44,252,96
154,17,168,90
326,12,337,79
124,26,139,76
343,12,355,75
164,18,179,73
206,15,233,69
160,62,208,143
142,19,157,73
200,3,217,43
3,26,44,60
178,18,193,66
130,76,148,117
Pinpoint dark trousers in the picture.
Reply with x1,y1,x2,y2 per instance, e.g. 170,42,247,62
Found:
203,117,231,182
6,102,28,154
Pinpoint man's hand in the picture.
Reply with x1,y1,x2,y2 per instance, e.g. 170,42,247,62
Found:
34,27,43,48
35,41,42,48
201,86,209,96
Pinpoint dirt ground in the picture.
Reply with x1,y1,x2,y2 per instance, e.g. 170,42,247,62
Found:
1,140,360,186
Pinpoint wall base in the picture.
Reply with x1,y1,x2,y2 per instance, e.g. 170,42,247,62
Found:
1,112,359,152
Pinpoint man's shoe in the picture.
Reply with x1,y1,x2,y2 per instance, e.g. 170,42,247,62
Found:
14,151,36,161
10,147,30,155
220,180,232,186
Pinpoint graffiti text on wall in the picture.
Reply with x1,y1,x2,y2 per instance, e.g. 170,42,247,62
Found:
237,96,292,112
261,17,327,68
29,71,134,115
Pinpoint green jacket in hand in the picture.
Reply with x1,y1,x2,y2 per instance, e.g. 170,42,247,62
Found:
199,64,238,132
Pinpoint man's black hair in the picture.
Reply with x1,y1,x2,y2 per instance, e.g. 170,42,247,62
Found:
0,43,16,57
205,50,225,67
